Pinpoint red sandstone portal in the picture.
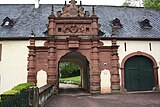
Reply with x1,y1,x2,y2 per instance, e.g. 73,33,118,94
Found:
27,0,120,94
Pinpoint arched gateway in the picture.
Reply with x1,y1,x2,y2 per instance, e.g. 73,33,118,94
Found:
58,52,90,92
27,0,120,94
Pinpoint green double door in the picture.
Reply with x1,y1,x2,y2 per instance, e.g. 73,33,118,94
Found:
124,56,154,92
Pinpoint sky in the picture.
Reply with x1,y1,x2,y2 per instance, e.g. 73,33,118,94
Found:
0,0,126,6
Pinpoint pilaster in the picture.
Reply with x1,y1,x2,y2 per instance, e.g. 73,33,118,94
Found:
47,39,56,83
27,38,36,83
90,39,100,94
111,38,120,93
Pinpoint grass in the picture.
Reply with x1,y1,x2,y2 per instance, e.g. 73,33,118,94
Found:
59,76,81,85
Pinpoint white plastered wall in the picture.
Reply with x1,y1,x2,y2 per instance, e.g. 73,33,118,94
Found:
0,39,159,93
0,40,46,94
0,41,29,94
102,40,160,89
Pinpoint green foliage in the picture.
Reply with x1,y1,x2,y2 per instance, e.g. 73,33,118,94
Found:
59,76,81,85
144,0,160,10
1,90,19,101
0,82,35,101
12,82,35,92
59,62,80,78
123,0,131,6
2,90,19,95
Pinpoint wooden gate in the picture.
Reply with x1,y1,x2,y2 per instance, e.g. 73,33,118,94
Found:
124,56,154,92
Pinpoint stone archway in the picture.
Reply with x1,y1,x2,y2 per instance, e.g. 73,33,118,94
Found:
120,51,159,92
58,52,90,93
27,38,119,94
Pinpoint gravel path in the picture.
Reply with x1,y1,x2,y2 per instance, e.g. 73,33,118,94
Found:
59,83,89,95
59,83,79,88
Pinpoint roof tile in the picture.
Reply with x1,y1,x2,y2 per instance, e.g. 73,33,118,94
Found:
0,4,160,38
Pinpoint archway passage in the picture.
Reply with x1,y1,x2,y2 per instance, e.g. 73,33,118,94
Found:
124,56,154,92
58,52,90,94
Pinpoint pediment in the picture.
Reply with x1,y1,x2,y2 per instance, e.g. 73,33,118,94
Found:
57,0,85,17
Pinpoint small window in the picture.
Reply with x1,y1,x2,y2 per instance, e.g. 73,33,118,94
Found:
1,17,15,27
149,43,152,51
86,27,89,32
124,43,127,52
0,44,2,61
140,19,152,29
58,28,62,32
112,18,122,29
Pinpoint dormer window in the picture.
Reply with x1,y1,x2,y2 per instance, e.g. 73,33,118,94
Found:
112,18,122,29
1,17,15,27
140,19,152,29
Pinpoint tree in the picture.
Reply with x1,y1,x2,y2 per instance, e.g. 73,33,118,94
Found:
123,0,131,6
59,62,80,78
144,0,160,10
123,0,143,7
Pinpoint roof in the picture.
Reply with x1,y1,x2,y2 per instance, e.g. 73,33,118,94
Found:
0,4,160,39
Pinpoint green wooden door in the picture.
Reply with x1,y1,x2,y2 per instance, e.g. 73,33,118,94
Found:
124,56,154,92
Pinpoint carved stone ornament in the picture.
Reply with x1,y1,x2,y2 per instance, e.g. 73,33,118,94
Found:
68,8,78,17
63,24,85,33
58,0,85,17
